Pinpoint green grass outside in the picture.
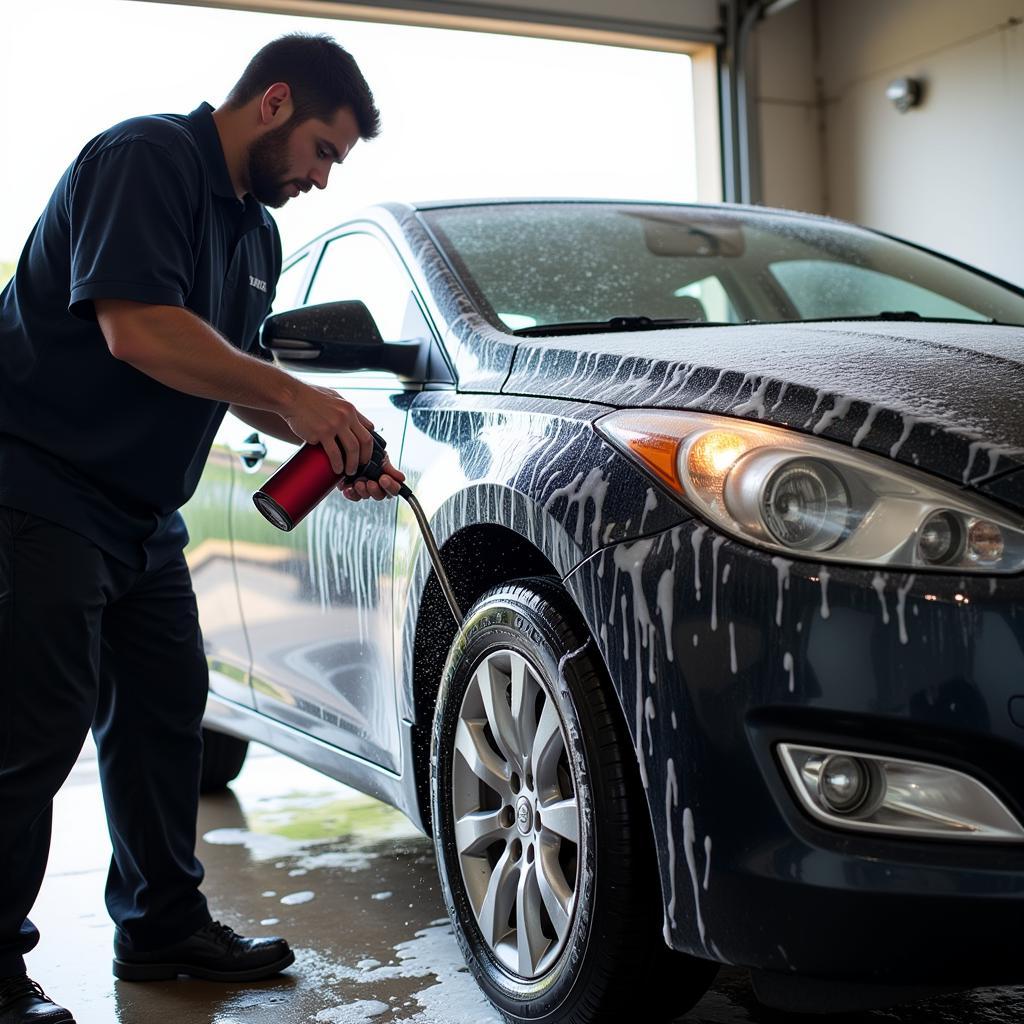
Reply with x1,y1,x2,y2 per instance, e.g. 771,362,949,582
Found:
248,793,409,842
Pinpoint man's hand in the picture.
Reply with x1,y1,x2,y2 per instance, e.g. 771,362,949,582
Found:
339,456,406,502
281,383,375,476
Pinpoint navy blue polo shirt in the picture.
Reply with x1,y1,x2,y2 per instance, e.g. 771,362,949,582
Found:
0,102,280,569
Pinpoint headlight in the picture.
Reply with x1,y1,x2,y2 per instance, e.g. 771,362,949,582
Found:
596,409,1024,572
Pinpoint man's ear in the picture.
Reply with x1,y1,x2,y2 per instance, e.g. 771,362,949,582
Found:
258,82,292,126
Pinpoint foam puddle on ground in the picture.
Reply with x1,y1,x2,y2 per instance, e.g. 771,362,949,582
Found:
309,921,502,1024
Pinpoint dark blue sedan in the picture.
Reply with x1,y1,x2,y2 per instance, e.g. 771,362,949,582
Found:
188,200,1024,1020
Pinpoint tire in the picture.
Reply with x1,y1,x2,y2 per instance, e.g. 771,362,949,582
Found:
430,577,718,1024
199,727,249,793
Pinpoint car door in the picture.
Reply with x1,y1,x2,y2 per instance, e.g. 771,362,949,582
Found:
232,228,437,771
184,253,314,711
181,415,254,709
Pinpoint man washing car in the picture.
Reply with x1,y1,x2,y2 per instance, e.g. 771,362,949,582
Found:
0,33,404,1024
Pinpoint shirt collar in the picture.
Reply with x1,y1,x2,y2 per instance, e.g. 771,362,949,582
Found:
187,102,238,202
187,101,272,236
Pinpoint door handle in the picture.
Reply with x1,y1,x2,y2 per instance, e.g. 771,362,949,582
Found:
230,433,267,468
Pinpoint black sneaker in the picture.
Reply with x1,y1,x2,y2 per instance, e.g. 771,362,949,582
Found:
112,920,294,982
0,975,74,1023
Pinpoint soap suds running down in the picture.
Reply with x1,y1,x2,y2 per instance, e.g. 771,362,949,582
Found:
771,557,792,627
682,808,707,947
691,525,708,601
895,575,916,645
664,759,679,940
710,536,724,631
872,573,890,625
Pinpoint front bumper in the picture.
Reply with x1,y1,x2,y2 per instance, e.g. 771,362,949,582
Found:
565,517,1024,988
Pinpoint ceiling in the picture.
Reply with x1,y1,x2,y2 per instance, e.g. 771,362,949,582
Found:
147,0,724,50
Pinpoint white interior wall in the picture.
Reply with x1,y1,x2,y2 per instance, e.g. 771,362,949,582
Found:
757,0,1024,285
820,0,1023,284
755,0,824,215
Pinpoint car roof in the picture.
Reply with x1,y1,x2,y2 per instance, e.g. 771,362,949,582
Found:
402,196,848,228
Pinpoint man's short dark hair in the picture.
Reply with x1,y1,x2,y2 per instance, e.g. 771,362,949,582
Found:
227,33,381,140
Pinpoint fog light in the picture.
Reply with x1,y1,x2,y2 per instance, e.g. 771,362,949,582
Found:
778,743,1024,841
819,755,870,814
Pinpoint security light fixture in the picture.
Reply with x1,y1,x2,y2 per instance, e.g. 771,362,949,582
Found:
886,77,923,113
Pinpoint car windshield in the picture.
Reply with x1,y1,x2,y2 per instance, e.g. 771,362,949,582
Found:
420,203,1024,334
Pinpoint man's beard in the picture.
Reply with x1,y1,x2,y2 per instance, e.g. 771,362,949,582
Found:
247,122,301,208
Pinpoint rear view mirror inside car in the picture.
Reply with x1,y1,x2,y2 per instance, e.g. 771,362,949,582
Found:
632,213,747,258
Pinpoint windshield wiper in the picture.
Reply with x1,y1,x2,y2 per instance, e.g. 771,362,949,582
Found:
790,312,1012,326
512,315,729,337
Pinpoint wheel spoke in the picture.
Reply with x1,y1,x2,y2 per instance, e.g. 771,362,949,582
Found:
516,857,549,976
531,697,564,780
475,661,523,770
455,808,508,858
478,847,519,948
509,654,538,769
540,796,579,846
455,718,511,798
536,843,573,940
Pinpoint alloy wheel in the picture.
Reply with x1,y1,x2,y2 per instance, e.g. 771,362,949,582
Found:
451,648,582,978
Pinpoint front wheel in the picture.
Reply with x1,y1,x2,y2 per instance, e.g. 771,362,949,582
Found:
430,577,718,1024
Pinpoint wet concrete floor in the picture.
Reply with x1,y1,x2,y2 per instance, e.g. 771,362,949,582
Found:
29,739,1024,1024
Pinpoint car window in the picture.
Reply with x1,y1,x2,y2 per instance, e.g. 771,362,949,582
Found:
769,260,986,321
673,275,739,323
306,232,431,343
270,254,308,313
422,204,1024,332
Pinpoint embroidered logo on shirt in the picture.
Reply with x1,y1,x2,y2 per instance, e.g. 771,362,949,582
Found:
249,276,268,293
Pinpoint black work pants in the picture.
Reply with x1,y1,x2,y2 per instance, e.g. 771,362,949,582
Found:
0,507,211,975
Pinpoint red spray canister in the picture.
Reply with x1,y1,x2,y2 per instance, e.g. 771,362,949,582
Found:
253,430,391,532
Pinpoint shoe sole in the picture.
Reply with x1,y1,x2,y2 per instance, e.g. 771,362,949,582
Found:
112,948,295,983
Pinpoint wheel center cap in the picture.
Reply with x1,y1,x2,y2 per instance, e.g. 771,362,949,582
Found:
516,797,533,835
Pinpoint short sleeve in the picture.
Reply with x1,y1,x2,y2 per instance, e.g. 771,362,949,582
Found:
68,140,197,320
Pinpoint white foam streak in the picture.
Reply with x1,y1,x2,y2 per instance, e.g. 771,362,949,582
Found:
852,404,880,447
682,808,706,946
771,557,792,627
872,573,890,624
691,525,708,601
665,759,678,934
895,575,915,645
657,568,675,662
710,536,724,631
890,416,918,459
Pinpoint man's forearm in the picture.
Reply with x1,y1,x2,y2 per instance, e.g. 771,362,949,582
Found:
229,404,304,445
98,302,300,415
96,298,379,478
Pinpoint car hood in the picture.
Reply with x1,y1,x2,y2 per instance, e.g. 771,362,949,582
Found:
501,320,1024,492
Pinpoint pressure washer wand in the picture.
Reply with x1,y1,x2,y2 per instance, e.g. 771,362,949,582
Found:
252,432,464,628
397,483,464,627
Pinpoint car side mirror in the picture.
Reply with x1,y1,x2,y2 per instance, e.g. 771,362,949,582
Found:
261,300,422,378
